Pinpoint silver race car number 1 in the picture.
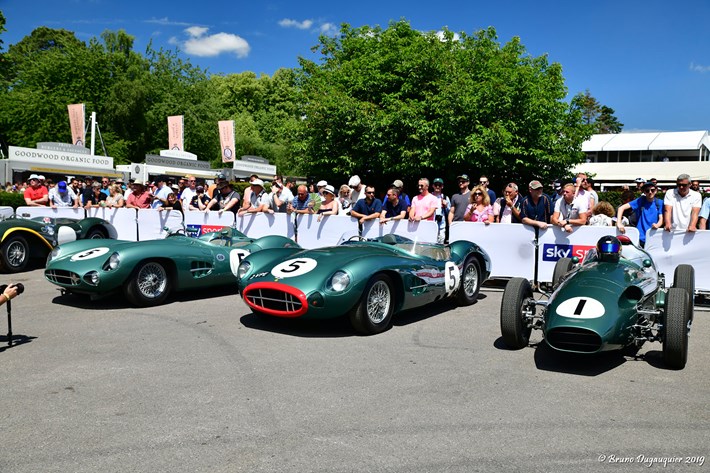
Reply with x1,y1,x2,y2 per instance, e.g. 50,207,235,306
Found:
271,258,318,279
556,296,605,319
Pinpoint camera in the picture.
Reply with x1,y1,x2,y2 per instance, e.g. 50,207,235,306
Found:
0,283,24,295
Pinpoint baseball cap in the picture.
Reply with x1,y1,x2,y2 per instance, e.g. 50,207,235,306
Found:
433,178,444,185
348,175,361,187
196,185,205,192
392,179,404,188
641,181,656,189
251,178,264,187
528,180,543,189
216,173,226,180
456,174,469,182
57,181,68,192
634,177,645,183
316,180,328,187
552,179,562,190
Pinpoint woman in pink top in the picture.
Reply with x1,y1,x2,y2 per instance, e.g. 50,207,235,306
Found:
464,186,494,224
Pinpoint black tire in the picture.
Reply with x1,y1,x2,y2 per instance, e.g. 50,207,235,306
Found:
124,261,171,307
673,264,695,318
552,258,574,288
663,287,690,370
0,234,30,273
86,227,107,239
349,274,395,335
456,256,481,306
500,278,533,349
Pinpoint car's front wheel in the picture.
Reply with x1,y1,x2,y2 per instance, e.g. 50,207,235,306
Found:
500,277,533,349
86,227,107,239
673,264,695,319
552,258,574,288
663,287,690,370
0,235,30,273
456,256,481,306
125,261,171,306
349,274,394,335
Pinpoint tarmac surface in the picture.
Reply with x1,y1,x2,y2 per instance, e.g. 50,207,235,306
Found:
0,268,708,472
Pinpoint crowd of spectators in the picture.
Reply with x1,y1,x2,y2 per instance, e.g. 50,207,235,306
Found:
5,171,709,247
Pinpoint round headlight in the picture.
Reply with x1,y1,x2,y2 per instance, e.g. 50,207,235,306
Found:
47,247,61,264
108,252,120,270
330,271,351,292
84,271,100,286
237,261,251,279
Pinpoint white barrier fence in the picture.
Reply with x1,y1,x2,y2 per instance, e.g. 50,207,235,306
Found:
1,206,708,290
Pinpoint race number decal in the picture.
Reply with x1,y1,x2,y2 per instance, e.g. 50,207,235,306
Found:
555,297,605,319
271,258,318,279
444,261,461,296
229,249,251,276
70,247,110,261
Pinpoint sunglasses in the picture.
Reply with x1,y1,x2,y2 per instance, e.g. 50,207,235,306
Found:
365,191,375,195
479,181,488,185
473,192,483,196
644,188,657,193
678,183,689,187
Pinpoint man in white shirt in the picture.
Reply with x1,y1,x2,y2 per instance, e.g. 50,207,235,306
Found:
664,173,701,232
180,175,197,211
49,181,79,208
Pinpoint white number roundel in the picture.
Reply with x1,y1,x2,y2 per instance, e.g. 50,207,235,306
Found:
555,297,605,319
70,247,110,261
271,258,318,279
444,261,461,296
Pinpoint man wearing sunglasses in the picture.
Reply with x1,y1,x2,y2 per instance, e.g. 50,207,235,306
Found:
616,181,663,247
350,186,383,225
663,173,701,232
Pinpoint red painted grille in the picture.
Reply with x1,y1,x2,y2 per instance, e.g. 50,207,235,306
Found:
243,282,308,318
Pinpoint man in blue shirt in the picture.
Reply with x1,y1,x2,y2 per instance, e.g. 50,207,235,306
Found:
350,186,383,224
616,181,663,247
380,186,407,224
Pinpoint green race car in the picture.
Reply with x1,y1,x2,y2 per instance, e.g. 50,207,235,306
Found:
45,228,299,306
0,215,115,273
236,233,491,335
500,235,694,369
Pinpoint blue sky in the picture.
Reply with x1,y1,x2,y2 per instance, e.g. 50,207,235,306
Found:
2,0,710,132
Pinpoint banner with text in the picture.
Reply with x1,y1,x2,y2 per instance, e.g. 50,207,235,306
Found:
67,103,86,147
218,120,236,163
167,115,184,151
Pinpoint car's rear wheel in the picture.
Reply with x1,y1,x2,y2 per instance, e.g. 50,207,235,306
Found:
673,264,695,318
125,261,171,306
0,235,30,273
552,258,574,288
500,278,533,349
456,256,481,306
349,274,394,335
663,287,690,370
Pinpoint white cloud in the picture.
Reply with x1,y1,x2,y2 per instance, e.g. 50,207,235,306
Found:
436,30,460,42
145,17,192,27
186,26,209,38
182,30,250,58
279,18,313,29
690,62,710,73
319,22,338,36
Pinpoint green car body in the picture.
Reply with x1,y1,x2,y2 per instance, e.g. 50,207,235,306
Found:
0,215,115,273
500,239,694,369
45,228,299,306
237,234,491,335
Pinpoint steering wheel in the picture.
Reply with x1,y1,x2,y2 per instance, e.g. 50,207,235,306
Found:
167,228,186,237
348,235,367,242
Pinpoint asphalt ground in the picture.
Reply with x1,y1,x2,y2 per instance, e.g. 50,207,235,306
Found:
0,269,708,473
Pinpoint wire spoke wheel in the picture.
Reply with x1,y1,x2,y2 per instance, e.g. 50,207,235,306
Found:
7,241,27,267
136,262,168,299
366,280,392,324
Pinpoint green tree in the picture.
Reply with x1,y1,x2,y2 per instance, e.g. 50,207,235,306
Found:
293,20,590,188
572,89,623,134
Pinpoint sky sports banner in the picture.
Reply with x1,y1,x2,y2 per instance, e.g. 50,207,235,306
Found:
167,115,184,151
67,103,86,147
218,120,236,163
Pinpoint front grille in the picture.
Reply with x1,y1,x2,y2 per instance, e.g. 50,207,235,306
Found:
45,269,81,286
546,327,602,353
243,282,307,317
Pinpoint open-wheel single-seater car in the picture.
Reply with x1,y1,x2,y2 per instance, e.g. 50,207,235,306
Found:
500,235,694,369
0,215,115,273
45,227,299,307
236,233,491,335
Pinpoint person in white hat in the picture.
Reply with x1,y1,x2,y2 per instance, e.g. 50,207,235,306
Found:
238,178,271,215
317,185,340,221
348,175,365,207
23,174,49,206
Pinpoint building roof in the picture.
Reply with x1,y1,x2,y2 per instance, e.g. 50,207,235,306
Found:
583,130,709,152
571,161,710,185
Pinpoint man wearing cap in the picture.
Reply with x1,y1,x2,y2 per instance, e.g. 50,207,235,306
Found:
208,173,228,199
84,181,108,208
617,181,663,247
664,173,701,232
315,180,329,197
205,181,240,215
634,177,645,192
448,175,471,224
126,181,152,209
550,179,564,206
492,182,522,224
23,174,49,207
189,185,211,211
519,180,552,230
348,175,366,206
49,181,79,208
151,176,174,209
431,178,450,242
238,179,271,215
391,179,411,209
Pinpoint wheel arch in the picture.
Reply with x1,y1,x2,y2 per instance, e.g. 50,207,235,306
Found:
2,228,52,258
